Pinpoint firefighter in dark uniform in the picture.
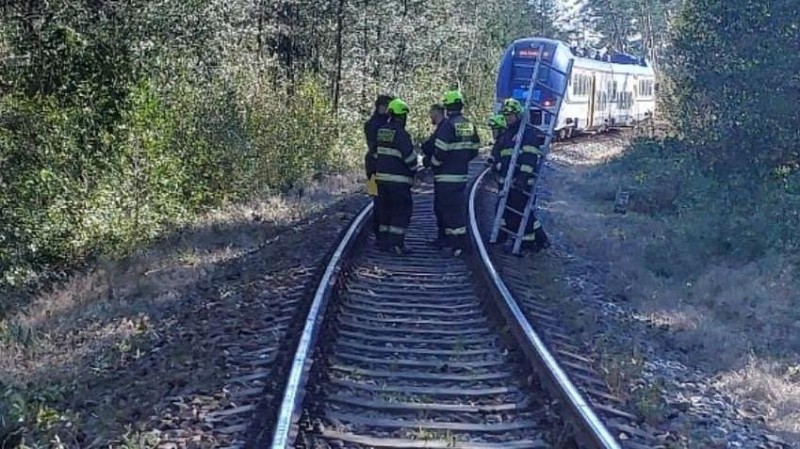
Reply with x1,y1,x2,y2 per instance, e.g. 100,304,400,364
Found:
487,113,507,141
427,90,480,257
486,113,508,185
491,98,550,252
374,98,417,254
364,94,395,244
421,103,447,241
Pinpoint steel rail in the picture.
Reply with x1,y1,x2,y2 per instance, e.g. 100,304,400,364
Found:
467,166,621,449
269,202,373,449
266,164,621,449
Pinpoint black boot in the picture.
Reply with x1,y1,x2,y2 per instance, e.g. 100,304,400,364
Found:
533,228,550,252
427,238,447,248
392,245,412,255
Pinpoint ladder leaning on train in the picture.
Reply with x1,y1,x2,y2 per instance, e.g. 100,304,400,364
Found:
489,44,574,255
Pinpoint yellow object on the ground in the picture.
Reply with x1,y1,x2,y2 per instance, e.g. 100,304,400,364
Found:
367,175,378,196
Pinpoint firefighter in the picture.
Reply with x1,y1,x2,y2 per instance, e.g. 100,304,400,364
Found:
421,103,446,241
487,114,507,141
428,89,480,256
364,94,395,245
486,113,508,185
374,98,417,254
492,98,550,252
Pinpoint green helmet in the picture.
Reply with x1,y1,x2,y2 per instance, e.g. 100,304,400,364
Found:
442,90,464,106
487,114,507,130
387,98,410,116
501,98,523,115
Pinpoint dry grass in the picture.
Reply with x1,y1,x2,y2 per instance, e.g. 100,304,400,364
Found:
545,132,800,441
0,171,362,444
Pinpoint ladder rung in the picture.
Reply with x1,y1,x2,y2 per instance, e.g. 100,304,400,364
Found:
526,123,552,135
534,81,565,96
510,185,532,195
500,226,520,236
504,206,524,216
512,61,568,76
529,102,558,114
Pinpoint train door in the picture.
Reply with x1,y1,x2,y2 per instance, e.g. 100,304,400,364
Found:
587,73,596,128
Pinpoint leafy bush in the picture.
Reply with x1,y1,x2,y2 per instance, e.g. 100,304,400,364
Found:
599,137,800,279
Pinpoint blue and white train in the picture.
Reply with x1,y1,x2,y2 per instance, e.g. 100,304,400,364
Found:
494,37,657,139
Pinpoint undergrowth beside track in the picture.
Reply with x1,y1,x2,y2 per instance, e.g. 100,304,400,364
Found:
546,131,800,443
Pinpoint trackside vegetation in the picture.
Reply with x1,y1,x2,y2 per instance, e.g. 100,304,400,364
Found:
619,0,800,265
0,1,551,292
1,1,558,445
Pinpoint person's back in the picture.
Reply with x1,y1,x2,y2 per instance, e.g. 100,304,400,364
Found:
437,111,479,180
427,89,480,256
374,119,416,185
373,98,417,254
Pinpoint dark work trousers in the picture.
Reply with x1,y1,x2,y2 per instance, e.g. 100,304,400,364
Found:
436,182,468,250
371,196,381,245
433,189,445,242
498,185,547,250
377,183,413,250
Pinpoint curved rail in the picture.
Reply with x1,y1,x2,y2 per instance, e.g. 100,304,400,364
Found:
265,165,622,449
269,202,373,448
467,167,620,449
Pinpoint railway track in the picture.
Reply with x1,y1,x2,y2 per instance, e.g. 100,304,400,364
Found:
251,157,657,449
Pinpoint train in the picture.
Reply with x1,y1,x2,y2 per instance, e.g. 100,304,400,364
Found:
494,37,657,139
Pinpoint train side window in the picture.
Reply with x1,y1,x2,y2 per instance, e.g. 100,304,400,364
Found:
624,92,633,108
638,79,654,97
575,74,584,96
573,74,591,97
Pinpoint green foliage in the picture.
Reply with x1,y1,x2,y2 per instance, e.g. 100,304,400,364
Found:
600,137,800,278
588,0,799,277
561,0,679,67
0,382,76,448
666,0,800,172
0,0,545,292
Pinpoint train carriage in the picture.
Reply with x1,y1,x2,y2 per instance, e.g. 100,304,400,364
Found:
494,37,657,138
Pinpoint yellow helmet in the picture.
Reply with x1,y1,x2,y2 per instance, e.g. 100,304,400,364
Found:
442,90,464,106
487,114,507,130
501,98,523,115
387,98,410,116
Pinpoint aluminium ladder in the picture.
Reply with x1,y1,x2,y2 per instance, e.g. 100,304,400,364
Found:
489,45,574,255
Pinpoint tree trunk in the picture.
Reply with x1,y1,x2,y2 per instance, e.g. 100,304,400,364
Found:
332,0,346,113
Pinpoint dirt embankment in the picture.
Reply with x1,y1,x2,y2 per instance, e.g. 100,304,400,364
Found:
530,130,799,448
0,174,368,448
